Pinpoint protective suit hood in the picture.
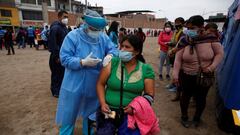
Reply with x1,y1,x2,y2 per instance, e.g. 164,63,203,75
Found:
83,9,107,30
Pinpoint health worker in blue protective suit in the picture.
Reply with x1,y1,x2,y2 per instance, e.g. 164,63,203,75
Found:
55,9,119,135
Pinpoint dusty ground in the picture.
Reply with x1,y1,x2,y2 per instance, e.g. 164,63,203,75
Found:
0,37,231,135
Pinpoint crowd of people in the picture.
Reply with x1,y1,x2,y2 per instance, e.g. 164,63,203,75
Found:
0,8,226,135
53,9,223,134
156,15,224,129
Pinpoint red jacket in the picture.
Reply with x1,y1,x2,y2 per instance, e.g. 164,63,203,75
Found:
158,31,173,52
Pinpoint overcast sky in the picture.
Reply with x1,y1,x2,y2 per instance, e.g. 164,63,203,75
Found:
78,0,234,21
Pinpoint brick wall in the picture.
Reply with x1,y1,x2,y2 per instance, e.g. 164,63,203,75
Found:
106,16,166,29
48,11,166,29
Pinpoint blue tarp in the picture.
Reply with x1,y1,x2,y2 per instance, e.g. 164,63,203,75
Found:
217,0,240,110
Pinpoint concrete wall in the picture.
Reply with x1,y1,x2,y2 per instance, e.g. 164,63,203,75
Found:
106,16,166,30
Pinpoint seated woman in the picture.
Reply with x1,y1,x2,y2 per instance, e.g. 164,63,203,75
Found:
96,35,155,134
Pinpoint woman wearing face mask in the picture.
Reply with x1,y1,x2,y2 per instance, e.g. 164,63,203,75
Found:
107,21,119,48
158,22,173,81
96,35,158,134
172,15,224,128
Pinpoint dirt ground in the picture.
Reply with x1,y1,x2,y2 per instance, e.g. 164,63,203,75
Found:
0,37,231,135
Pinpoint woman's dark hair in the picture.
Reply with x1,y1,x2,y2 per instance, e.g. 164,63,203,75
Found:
119,27,127,34
107,21,119,36
164,21,173,30
138,27,143,33
119,27,126,31
188,15,204,27
175,17,185,24
205,22,218,30
121,35,145,63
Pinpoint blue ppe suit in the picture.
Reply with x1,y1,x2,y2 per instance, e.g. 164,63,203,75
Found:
55,27,118,126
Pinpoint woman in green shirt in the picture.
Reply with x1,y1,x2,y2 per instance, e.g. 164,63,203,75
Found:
96,35,155,134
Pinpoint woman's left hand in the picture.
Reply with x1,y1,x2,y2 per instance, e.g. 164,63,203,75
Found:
124,106,134,115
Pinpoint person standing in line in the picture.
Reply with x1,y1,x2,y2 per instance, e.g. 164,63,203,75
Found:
173,15,224,128
4,28,15,55
27,26,35,48
48,10,69,98
166,17,185,98
136,27,146,44
107,21,119,48
118,27,126,44
67,26,72,32
17,27,26,49
0,27,5,50
158,22,173,81
55,9,118,135
40,25,49,50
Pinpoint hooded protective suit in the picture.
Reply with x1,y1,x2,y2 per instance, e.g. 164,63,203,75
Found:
56,26,118,125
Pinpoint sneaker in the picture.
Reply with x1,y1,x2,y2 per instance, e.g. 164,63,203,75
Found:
53,94,59,98
192,120,200,128
165,84,175,89
168,86,177,92
192,117,201,127
166,74,171,80
181,119,190,128
159,74,163,81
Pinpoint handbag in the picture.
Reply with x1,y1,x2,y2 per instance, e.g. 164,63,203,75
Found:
111,64,125,127
195,44,215,87
196,71,214,87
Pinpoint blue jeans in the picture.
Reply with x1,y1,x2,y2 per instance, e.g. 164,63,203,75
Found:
159,50,170,75
18,38,25,48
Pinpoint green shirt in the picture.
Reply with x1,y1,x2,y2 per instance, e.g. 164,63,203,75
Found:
105,57,155,109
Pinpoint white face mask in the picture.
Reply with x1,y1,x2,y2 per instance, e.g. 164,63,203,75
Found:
61,18,68,25
87,29,101,39
165,27,171,32
183,27,188,32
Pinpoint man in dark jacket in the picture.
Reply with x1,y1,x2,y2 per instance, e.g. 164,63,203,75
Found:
48,10,69,98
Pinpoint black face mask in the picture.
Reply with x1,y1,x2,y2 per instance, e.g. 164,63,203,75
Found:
175,25,183,30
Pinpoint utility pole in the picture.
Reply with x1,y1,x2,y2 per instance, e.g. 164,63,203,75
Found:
85,0,88,9
42,0,49,25
69,0,72,13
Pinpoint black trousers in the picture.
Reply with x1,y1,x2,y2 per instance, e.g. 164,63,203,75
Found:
6,41,15,54
0,37,3,50
180,72,211,121
28,37,35,47
49,53,64,96
43,40,48,49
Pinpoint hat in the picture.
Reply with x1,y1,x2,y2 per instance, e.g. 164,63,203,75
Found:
83,9,107,30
